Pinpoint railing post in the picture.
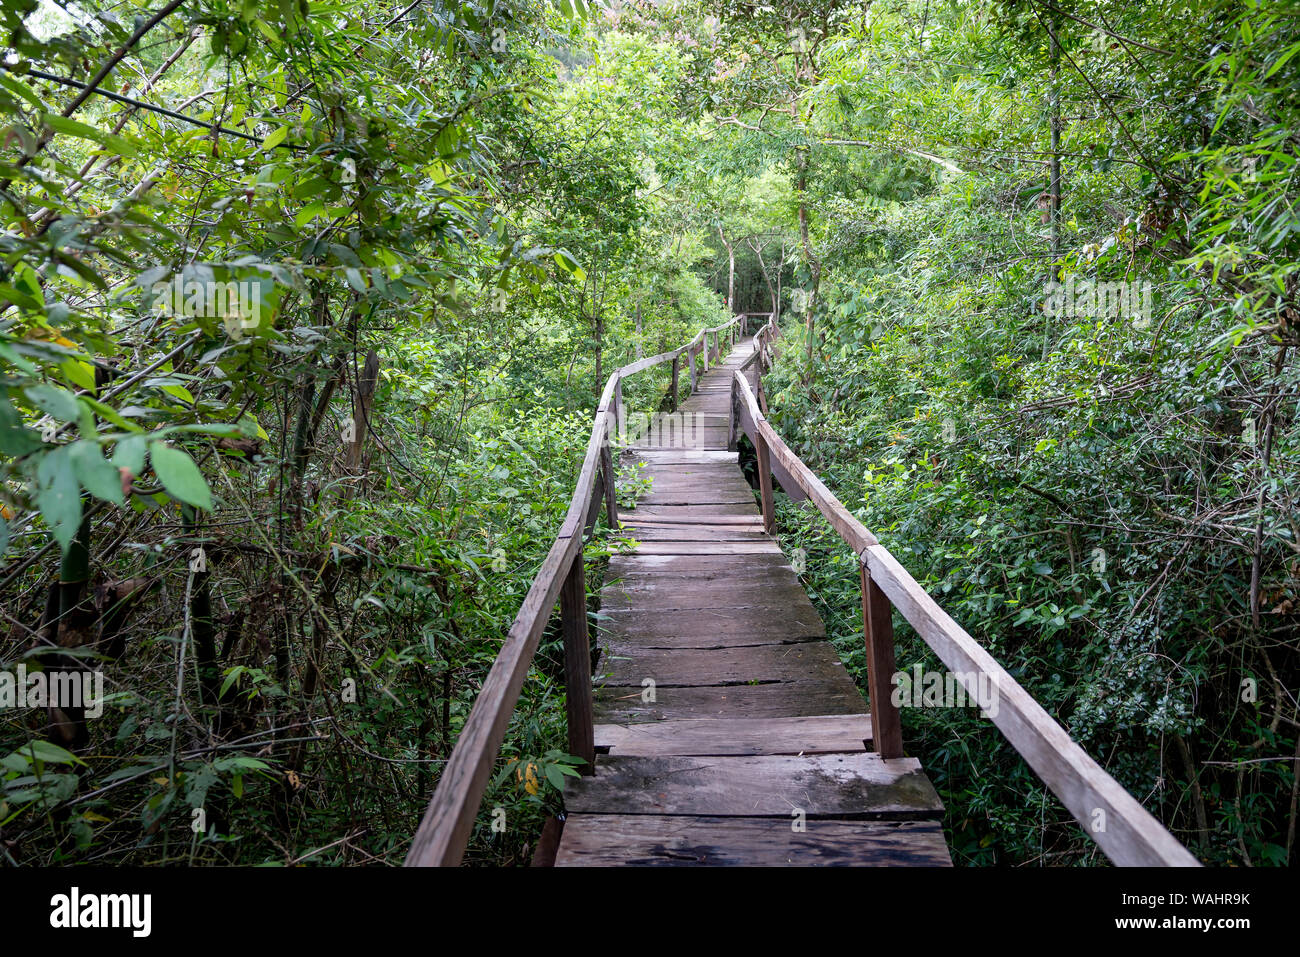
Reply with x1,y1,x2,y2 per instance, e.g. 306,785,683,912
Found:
669,355,679,412
727,374,738,452
600,433,617,528
755,433,775,534
687,345,697,392
860,560,904,759
560,552,595,775
613,378,624,444
700,339,708,373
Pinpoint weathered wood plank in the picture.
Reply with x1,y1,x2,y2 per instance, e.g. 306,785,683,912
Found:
593,678,864,721
619,504,759,520
614,525,773,542
618,541,784,554
628,449,738,464
555,816,951,867
607,553,795,574
598,588,820,615
637,487,756,506
564,754,943,819
596,639,850,687
594,609,826,646
594,714,872,756
603,568,802,590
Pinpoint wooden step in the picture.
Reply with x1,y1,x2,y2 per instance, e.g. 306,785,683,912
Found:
564,753,944,819
596,639,850,687
593,677,865,721
594,714,872,756
555,816,951,867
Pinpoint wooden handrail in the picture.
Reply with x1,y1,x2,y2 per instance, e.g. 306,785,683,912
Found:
729,338,1199,867
405,314,744,867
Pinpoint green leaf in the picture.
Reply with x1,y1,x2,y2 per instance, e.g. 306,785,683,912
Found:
261,125,288,151
296,202,325,228
68,440,124,505
24,384,81,423
22,740,85,766
35,446,82,550
148,442,212,510
544,764,566,789
0,397,42,456
60,356,96,392
111,434,148,476
42,113,137,157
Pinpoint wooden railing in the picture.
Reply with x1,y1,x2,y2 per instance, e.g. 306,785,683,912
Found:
404,314,745,866
729,318,1199,867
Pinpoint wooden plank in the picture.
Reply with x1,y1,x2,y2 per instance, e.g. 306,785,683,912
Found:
597,590,819,615
593,679,864,721
603,559,801,584
634,462,744,476
602,564,804,587
619,504,759,520
596,639,850,687
637,467,751,485
616,520,771,535
594,607,826,645
628,449,738,464
555,816,951,867
637,487,755,506
619,540,782,554
863,542,1200,867
636,476,748,492
563,753,943,819
608,553,795,574
594,714,872,756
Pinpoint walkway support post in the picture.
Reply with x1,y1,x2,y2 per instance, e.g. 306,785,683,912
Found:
755,433,775,534
669,356,679,412
861,562,904,759
727,376,738,452
600,440,617,528
560,553,595,774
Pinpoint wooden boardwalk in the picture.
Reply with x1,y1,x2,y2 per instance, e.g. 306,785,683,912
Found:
407,315,1197,869
554,339,952,866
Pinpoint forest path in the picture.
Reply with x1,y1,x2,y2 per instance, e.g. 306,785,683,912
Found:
553,337,953,866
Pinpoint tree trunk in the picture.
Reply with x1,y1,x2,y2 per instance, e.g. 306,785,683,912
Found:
1045,13,1062,360
346,349,379,471
717,225,735,313
633,300,642,359
796,151,820,364
749,237,777,317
